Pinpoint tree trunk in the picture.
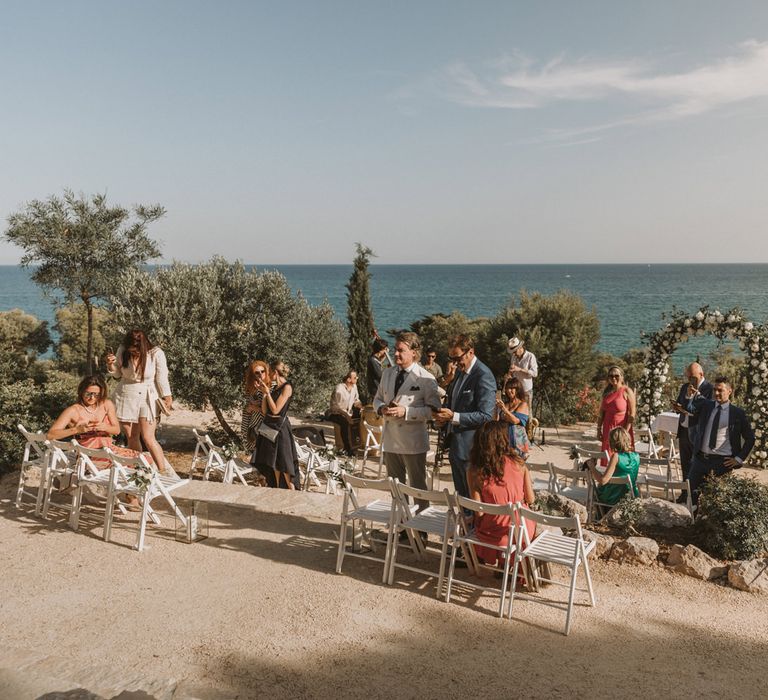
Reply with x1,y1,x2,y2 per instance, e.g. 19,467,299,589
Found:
84,297,94,375
210,400,240,441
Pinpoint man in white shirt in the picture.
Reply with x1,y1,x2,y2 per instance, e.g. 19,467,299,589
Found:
374,332,441,510
506,337,538,405
327,370,362,454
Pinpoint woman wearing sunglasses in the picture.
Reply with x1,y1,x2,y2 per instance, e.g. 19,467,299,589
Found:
597,365,636,463
241,360,270,451
47,375,130,456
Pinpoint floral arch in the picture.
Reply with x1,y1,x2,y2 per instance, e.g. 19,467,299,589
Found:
636,306,768,468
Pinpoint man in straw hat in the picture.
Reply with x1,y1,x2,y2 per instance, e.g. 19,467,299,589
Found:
506,336,538,406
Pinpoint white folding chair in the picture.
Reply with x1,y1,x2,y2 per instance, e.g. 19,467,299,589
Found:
445,494,518,618
191,429,253,485
336,474,400,583
526,460,554,493
189,428,212,479
637,473,693,514
634,427,660,459
387,481,456,598
548,464,591,505
15,424,49,511
301,438,338,494
103,450,189,551
510,507,596,635
588,473,636,522
69,443,136,531
360,409,385,477
38,439,79,519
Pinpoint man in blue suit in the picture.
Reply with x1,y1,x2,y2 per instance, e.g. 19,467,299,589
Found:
686,376,755,506
672,362,713,483
434,334,497,499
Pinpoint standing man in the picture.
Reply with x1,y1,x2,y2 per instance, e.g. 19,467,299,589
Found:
686,376,755,506
506,337,538,406
672,362,713,485
434,334,496,499
367,338,389,399
374,332,441,509
422,347,444,382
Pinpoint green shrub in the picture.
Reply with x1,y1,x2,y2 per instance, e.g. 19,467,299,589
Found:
696,474,768,560
612,493,643,536
0,367,78,472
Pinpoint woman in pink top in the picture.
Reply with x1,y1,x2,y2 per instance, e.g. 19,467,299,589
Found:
467,421,536,567
597,365,636,463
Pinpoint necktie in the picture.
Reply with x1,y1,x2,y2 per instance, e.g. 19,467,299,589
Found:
394,369,406,396
708,405,722,450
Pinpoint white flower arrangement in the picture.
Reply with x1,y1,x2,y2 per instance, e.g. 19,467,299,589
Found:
636,305,768,469
128,462,154,493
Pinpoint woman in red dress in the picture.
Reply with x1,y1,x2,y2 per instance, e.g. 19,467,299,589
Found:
597,366,636,462
467,421,536,567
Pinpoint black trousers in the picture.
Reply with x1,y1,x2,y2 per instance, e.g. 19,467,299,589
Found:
689,452,733,505
678,426,693,480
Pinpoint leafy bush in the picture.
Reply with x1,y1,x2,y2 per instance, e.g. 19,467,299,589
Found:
0,367,78,472
53,303,122,374
407,311,490,368
611,493,643,536
696,474,768,560
110,258,348,438
0,309,51,382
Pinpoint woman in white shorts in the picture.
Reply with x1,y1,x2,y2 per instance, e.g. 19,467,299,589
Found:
106,329,172,473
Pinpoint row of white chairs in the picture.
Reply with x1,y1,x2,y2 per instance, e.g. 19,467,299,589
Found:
15,424,188,551
336,474,596,635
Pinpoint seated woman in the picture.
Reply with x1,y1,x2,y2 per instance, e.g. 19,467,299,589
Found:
495,377,531,460
584,426,640,509
48,375,144,467
467,421,536,570
326,369,362,455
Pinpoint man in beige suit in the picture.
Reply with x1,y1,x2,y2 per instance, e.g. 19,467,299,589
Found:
373,331,441,510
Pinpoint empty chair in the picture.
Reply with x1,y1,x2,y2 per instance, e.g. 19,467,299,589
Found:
525,460,553,493
300,438,339,493
510,507,596,635
39,439,79,519
15,425,49,511
336,474,402,583
190,429,254,485
634,427,660,459
387,481,456,598
637,473,693,514
359,406,385,477
548,464,591,505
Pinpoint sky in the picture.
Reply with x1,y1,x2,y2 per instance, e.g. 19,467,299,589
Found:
1,0,768,264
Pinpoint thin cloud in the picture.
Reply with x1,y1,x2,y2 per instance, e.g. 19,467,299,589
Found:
440,40,768,141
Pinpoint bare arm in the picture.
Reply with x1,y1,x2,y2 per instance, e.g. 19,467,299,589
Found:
522,465,535,505
47,405,89,440
467,467,483,528
624,388,636,429
99,400,122,436
587,453,618,486
265,383,293,415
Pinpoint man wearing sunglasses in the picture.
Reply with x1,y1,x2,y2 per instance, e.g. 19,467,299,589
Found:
433,334,496,499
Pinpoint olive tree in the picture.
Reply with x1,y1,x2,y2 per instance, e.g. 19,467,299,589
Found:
346,244,376,401
478,290,601,424
110,258,347,439
4,190,164,373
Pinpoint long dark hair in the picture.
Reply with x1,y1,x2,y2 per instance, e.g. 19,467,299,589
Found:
503,377,526,403
121,329,154,380
77,375,108,405
470,421,512,483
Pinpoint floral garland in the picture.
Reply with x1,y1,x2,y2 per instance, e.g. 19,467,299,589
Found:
636,306,768,468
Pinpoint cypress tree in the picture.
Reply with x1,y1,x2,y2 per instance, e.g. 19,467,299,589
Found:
346,243,376,401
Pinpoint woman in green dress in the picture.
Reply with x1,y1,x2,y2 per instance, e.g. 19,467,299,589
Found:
584,426,640,506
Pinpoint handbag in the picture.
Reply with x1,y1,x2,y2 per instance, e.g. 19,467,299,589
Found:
257,417,286,443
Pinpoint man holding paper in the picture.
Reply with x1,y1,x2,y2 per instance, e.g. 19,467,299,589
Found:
374,331,441,510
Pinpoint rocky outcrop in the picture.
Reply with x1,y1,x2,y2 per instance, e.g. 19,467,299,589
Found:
635,498,693,528
609,536,659,565
581,530,615,559
666,544,727,580
536,490,588,524
728,558,768,594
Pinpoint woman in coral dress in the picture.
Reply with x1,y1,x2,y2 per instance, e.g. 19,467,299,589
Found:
597,366,636,463
467,421,536,567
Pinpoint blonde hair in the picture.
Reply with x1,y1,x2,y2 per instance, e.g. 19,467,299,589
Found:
609,426,632,453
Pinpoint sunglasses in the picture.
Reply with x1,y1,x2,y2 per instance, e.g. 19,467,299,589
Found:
253,370,265,375
608,374,621,379
448,350,468,362
84,391,101,398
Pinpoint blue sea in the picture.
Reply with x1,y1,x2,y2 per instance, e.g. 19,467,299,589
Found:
2,264,767,359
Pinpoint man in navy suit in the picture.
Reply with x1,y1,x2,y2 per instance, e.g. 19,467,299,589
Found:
672,362,713,483
434,334,496,499
686,376,755,506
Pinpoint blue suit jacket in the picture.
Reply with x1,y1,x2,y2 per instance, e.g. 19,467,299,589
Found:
675,379,713,433
445,358,497,461
686,397,755,463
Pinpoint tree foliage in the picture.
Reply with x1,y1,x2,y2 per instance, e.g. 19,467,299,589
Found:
3,190,164,373
110,258,347,437
408,312,490,367
0,309,51,382
53,303,122,375
346,243,376,401
477,290,601,424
